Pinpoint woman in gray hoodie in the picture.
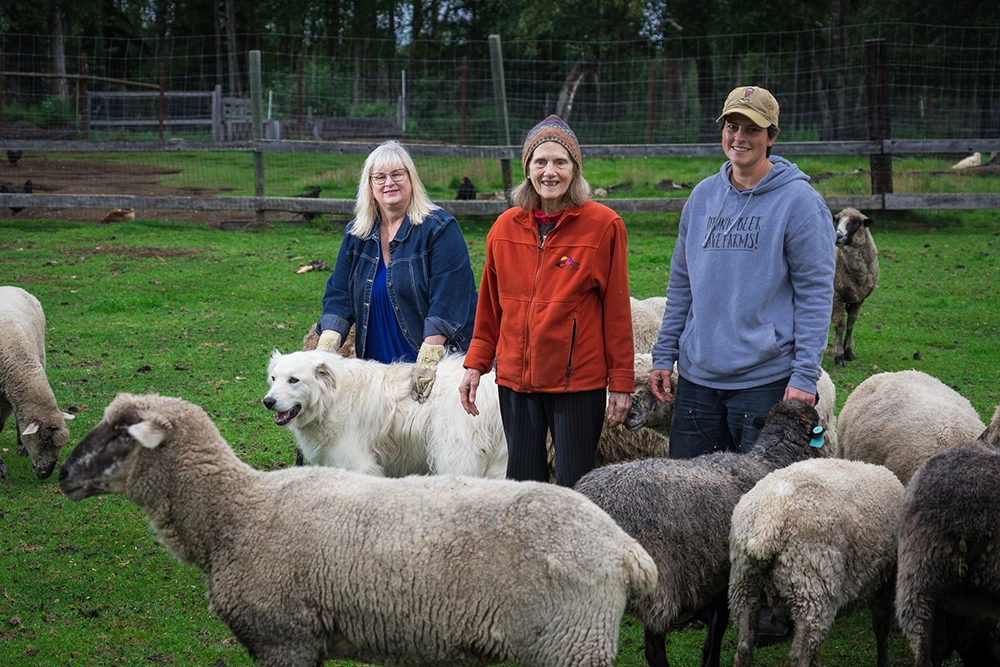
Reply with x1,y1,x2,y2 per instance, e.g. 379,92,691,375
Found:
650,85,836,459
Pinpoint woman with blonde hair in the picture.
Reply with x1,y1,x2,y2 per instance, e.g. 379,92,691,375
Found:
317,140,478,402
459,115,634,487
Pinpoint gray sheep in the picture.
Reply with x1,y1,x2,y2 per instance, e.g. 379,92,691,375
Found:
574,399,825,667
831,207,879,366
0,285,73,479
729,458,904,667
59,392,657,667
837,369,985,484
896,439,1000,667
631,295,667,353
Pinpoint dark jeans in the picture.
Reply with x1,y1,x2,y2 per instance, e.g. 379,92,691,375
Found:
498,386,607,487
668,375,789,459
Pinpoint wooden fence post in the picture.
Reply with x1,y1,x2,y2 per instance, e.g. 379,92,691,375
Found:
488,34,513,199
249,50,266,222
865,38,893,195
159,61,165,141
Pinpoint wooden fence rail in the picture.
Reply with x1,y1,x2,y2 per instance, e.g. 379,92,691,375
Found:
3,137,1000,216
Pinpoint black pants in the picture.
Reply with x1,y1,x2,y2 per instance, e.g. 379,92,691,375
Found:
498,386,607,488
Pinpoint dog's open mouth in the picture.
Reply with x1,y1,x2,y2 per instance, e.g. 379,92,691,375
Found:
273,405,301,426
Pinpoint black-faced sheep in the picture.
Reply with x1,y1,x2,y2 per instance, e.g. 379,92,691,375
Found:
836,369,985,484
574,399,825,667
831,207,879,366
0,285,73,479
628,365,838,456
896,440,1000,667
729,458,904,667
59,392,657,667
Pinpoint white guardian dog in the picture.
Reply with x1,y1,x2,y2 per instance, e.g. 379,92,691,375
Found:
264,350,507,478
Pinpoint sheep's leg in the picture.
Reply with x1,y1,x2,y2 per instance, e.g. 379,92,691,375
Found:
729,561,763,667
831,297,847,366
870,590,893,667
899,594,940,667
785,603,834,667
843,302,863,362
643,626,670,667
700,593,729,667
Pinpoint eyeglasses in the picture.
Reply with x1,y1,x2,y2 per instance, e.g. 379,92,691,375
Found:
371,169,408,186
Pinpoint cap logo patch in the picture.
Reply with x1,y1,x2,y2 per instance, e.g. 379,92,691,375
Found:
741,87,755,103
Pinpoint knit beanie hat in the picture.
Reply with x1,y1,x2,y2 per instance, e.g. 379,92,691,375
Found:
521,115,582,176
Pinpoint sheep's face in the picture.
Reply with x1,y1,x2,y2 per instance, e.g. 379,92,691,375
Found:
833,208,873,247
20,415,71,480
263,350,335,428
58,395,171,501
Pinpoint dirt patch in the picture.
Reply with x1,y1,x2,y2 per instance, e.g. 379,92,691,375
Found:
0,155,254,226
86,245,203,259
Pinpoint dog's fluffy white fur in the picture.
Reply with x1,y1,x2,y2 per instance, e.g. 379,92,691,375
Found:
264,350,507,478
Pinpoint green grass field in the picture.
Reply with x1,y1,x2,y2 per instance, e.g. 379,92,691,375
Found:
1,162,999,666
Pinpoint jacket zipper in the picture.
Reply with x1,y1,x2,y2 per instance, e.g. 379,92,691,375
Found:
564,317,577,390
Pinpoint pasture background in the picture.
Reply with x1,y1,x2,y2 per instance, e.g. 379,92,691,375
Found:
1,157,999,665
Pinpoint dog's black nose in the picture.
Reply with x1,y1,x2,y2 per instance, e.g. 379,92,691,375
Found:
263,396,276,410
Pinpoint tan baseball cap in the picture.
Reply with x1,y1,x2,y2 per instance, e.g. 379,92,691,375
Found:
716,86,780,129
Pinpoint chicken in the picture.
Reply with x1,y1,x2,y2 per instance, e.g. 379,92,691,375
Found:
456,176,477,200
7,150,23,167
293,186,322,220
99,208,136,224
8,179,31,214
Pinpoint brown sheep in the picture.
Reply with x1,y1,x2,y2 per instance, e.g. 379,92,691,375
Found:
831,208,879,366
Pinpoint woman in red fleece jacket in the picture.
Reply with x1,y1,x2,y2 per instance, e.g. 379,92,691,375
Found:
459,115,634,487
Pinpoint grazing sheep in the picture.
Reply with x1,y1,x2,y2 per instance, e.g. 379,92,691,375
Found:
729,458,904,667
264,350,507,478
837,369,985,484
575,399,825,667
831,207,879,366
0,286,74,479
59,392,657,667
631,295,667,353
896,440,1000,667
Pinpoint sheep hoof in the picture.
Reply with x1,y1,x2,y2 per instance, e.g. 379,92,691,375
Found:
844,350,856,362
835,355,846,367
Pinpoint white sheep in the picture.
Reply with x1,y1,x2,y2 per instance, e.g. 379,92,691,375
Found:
59,392,658,667
574,399,825,667
831,207,879,367
836,369,985,484
631,295,667,353
0,285,74,479
729,458,904,667
896,439,1000,667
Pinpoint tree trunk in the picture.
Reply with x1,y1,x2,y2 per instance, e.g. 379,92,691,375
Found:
225,0,241,95
556,62,599,122
50,0,68,101
830,0,847,139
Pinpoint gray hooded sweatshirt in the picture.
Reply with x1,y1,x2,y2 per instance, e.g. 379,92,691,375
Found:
652,156,835,394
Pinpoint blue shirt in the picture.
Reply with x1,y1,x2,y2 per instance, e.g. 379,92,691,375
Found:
365,253,418,363
318,207,478,360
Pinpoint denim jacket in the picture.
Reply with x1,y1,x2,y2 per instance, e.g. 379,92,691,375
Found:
318,207,478,359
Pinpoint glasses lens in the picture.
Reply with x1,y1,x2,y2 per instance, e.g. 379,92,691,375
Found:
390,169,407,182
371,172,387,185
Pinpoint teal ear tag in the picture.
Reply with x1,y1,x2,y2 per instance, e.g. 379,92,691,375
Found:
809,425,825,449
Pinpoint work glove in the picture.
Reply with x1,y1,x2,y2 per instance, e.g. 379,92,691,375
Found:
410,343,445,403
317,330,342,352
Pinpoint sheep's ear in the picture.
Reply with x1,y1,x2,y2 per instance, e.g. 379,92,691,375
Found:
128,421,166,449
21,422,40,436
62,412,76,421
314,361,336,390
863,215,875,227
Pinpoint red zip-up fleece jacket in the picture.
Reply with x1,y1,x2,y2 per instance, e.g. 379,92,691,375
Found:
465,200,634,394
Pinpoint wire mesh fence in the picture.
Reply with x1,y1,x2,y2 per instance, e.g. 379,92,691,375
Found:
2,23,999,145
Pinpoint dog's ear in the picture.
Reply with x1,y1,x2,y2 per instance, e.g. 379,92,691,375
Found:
314,360,336,390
